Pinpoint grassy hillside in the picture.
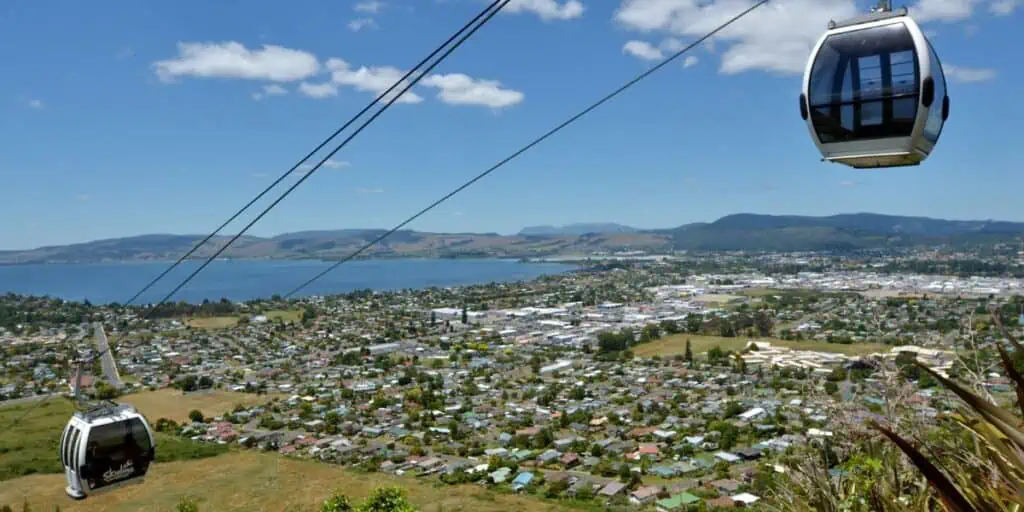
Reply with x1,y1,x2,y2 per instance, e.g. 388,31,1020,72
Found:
0,395,585,512
0,398,227,482
0,452,586,512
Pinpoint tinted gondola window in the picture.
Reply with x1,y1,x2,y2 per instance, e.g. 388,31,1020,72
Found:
126,418,153,453
923,39,946,144
808,23,920,143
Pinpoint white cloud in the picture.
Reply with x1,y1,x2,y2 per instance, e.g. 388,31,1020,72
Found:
660,38,685,52
354,0,384,13
252,172,269,178
326,58,423,104
252,83,288,100
910,0,977,22
356,187,385,195
348,18,378,31
75,194,90,201
298,81,340,98
944,64,996,83
504,0,585,20
323,159,350,169
682,55,699,68
153,41,320,82
420,73,525,108
839,180,859,187
990,0,1018,14
153,43,522,110
623,40,664,60
615,0,863,75
27,99,44,109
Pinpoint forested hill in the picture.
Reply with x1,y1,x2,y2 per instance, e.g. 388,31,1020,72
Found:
3,213,1023,263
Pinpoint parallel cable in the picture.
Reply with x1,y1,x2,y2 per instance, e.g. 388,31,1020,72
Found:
4,0,510,428
122,0,509,307
283,0,770,298
7,0,768,430
137,0,512,319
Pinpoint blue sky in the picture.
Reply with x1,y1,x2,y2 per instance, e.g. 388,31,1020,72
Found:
0,0,1019,250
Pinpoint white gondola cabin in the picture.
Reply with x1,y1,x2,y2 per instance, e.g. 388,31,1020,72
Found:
59,403,155,499
800,7,949,168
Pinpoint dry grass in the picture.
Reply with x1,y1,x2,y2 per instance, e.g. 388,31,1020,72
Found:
0,451,581,512
184,309,301,329
183,316,239,329
633,333,890,357
121,388,280,424
265,309,302,323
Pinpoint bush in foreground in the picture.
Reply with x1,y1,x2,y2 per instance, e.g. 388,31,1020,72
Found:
322,486,417,512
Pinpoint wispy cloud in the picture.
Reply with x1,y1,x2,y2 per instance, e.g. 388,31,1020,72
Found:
354,0,384,13
27,99,44,109
839,180,860,187
348,18,378,31
945,64,997,83
356,187,384,195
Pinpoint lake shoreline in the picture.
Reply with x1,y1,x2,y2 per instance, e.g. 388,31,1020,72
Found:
0,258,582,304
0,254,551,266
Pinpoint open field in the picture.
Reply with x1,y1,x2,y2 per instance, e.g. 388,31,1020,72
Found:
184,315,239,329
0,399,227,483
122,388,280,424
689,294,745,305
632,333,891,358
185,309,302,329
1,451,586,512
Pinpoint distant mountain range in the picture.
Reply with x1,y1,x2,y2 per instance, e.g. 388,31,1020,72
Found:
518,223,639,236
3,213,1023,264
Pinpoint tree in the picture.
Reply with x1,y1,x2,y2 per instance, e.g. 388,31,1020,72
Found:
461,307,468,325
188,409,205,423
321,493,353,512
357,486,416,512
755,310,774,337
94,380,120,400
824,381,839,395
684,339,693,364
430,311,437,326
708,346,725,362
176,497,200,512
618,462,633,482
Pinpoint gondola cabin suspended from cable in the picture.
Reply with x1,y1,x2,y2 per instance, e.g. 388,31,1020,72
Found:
59,403,155,500
800,1,949,169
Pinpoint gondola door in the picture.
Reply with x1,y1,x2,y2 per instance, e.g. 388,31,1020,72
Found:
80,417,154,494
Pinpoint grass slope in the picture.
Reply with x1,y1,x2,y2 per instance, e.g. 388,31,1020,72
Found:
0,452,587,512
632,333,890,357
1,395,585,512
0,399,226,483
122,388,280,424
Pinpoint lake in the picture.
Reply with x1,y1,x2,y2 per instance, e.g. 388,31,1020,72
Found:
0,259,579,304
